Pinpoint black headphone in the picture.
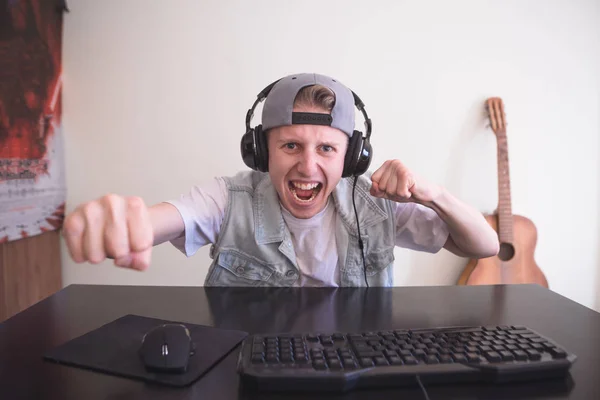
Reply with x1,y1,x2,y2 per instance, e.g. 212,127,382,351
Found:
240,78,373,178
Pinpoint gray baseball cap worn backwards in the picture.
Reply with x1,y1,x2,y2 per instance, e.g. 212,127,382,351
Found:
261,73,356,137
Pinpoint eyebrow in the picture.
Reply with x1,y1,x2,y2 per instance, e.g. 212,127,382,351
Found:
275,136,345,147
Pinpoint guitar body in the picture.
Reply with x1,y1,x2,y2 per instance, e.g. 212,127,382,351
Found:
457,97,549,287
457,213,548,287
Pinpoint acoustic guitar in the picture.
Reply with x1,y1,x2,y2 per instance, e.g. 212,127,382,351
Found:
457,97,548,287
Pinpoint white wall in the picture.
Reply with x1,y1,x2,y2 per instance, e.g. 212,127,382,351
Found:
61,0,600,311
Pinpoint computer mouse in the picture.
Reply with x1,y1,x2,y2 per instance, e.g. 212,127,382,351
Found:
140,323,194,374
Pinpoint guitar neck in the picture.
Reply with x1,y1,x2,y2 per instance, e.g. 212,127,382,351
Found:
496,134,513,243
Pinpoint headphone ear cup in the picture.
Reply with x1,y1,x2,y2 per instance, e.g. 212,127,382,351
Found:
254,125,269,172
240,128,258,170
353,136,372,176
343,131,363,178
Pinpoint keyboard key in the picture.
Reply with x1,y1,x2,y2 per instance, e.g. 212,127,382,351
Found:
374,356,388,366
402,356,418,365
253,344,265,353
325,350,338,358
313,359,327,370
413,349,426,358
251,354,264,364
500,351,515,361
384,350,398,357
357,351,383,358
328,359,342,369
549,347,567,359
360,357,374,367
452,354,467,363
344,361,357,369
266,354,278,362
354,342,371,351
513,350,528,361
439,354,453,363
526,350,542,361
425,355,439,364
306,334,319,342
342,357,355,365
484,351,502,362
389,356,403,365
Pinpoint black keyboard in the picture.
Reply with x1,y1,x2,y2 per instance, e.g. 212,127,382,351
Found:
236,325,576,392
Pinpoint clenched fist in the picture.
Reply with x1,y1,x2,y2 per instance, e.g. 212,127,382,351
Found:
370,159,443,204
62,194,154,270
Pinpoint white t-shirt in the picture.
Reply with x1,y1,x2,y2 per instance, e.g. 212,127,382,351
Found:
167,177,449,287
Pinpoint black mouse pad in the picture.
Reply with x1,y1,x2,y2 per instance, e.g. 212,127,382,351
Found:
43,314,248,387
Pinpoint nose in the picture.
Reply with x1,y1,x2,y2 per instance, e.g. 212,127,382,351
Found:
296,149,319,177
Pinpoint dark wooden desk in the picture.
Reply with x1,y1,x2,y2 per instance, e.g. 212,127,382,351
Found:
0,284,598,399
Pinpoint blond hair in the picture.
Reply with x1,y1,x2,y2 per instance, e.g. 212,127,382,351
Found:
293,85,335,112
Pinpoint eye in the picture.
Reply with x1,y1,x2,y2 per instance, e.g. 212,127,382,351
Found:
321,145,334,153
284,143,297,150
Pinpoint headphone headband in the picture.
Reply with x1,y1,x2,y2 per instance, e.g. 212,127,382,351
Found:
245,79,372,141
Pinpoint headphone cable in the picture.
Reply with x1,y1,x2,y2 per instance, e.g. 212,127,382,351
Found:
352,176,369,288
416,375,431,400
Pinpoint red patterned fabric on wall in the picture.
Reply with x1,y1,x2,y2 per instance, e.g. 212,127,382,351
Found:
0,0,68,242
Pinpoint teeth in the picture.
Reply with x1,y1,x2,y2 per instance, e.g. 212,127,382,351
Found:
292,189,318,203
292,181,320,190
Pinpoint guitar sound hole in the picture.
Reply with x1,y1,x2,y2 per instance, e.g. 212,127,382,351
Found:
498,243,515,261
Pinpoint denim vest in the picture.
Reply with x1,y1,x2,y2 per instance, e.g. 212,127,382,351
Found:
204,171,397,287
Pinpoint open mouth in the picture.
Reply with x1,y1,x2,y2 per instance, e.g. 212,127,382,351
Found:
288,181,323,203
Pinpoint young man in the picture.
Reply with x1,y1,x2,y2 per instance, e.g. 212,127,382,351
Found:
63,73,499,287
